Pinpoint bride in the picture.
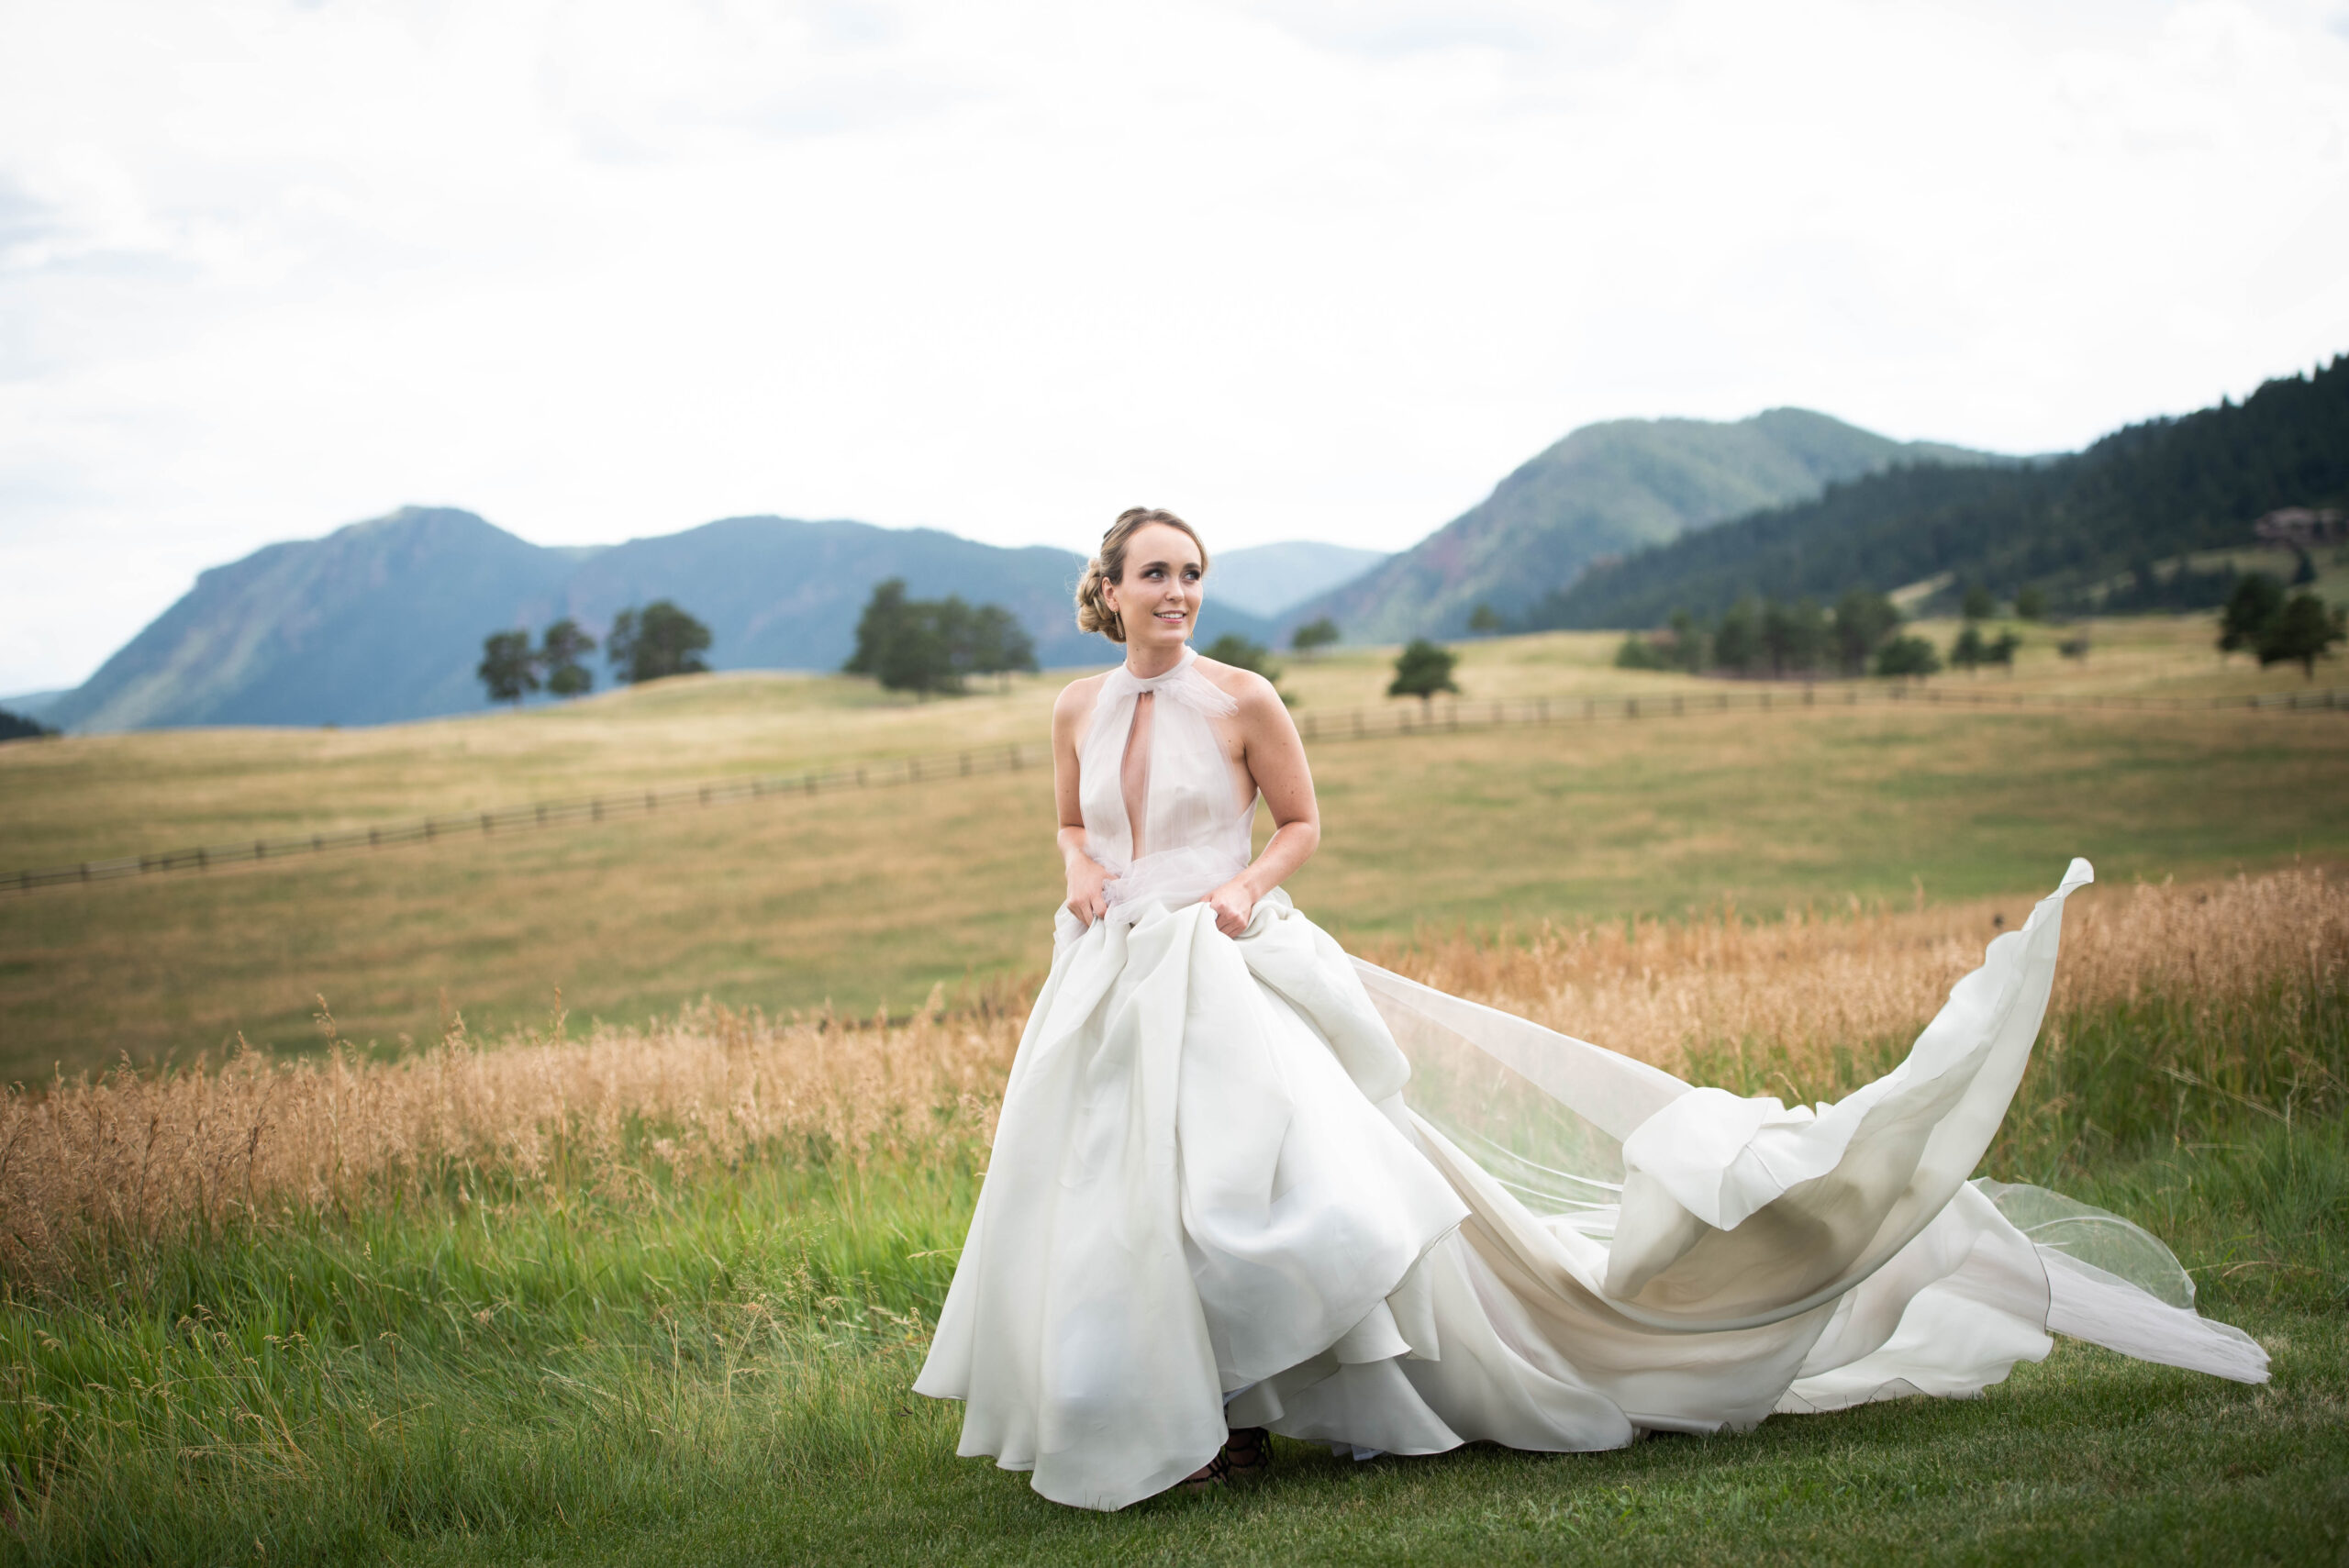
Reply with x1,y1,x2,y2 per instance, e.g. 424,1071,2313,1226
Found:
914,506,2267,1511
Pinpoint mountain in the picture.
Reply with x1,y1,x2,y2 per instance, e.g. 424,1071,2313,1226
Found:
1208,541,1389,619
1534,354,2349,629
0,689,66,720
1281,409,2009,642
49,508,1276,732
48,508,573,731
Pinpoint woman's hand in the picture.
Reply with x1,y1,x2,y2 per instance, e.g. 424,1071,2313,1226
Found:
1065,853,1111,928
1205,877,1256,938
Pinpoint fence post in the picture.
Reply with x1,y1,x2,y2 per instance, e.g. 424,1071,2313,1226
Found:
197,846,208,870
1627,698,1639,719
425,818,436,840
481,813,494,835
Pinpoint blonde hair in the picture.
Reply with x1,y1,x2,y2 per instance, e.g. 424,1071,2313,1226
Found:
1074,507,1210,643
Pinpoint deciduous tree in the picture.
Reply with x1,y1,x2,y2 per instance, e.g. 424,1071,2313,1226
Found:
1290,617,1340,658
1388,639,1459,709
608,602,713,684
477,630,540,706
539,618,596,698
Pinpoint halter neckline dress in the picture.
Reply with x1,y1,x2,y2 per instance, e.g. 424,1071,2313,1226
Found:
913,647,2266,1511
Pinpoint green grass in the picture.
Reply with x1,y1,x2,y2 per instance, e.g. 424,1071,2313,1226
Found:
5,980,2343,1566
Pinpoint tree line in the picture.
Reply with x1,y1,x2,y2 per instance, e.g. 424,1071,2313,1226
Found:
1611,587,1948,679
477,601,713,706
844,580,1038,696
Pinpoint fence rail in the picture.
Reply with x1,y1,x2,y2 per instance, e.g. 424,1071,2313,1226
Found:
9,681,2343,895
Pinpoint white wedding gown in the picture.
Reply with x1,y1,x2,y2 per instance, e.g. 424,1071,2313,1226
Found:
914,647,2267,1511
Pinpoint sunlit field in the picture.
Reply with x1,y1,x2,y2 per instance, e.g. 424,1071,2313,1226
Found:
1,615,2346,1564
3,618,2346,1080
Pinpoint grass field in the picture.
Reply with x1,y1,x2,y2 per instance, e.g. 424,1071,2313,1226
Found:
3,870,2343,1565
3,617,2346,1081
1,613,2345,1563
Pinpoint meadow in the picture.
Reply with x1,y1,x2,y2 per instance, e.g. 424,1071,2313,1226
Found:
1,615,2346,1563
3,617,2345,1081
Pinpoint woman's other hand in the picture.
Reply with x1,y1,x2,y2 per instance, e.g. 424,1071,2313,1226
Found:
1065,854,1111,927
1205,877,1256,938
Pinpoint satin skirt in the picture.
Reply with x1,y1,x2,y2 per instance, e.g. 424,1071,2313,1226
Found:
914,868,2267,1511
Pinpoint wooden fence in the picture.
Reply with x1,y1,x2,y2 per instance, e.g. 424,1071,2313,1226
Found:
8,681,2343,895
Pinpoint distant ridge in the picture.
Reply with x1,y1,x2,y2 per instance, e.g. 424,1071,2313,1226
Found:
1284,409,2010,641
47,509,1276,732
1208,541,1388,619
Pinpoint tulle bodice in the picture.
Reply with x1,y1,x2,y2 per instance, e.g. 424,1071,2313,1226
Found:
1078,646,1256,919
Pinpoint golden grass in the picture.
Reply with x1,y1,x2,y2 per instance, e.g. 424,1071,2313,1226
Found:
1366,866,2349,1073
6,867,2340,1283
1,614,2332,872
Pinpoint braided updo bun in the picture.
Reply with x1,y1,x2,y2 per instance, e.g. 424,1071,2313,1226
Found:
1074,507,1209,643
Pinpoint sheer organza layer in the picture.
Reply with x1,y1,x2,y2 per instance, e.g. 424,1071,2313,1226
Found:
920,721,2267,1510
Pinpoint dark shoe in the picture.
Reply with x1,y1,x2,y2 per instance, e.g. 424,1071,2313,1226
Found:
1224,1427,1272,1483
1183,1445,1236,1491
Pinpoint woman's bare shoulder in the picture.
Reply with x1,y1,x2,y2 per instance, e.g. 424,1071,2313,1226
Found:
1052,670,1112,725
1191,657,1284,718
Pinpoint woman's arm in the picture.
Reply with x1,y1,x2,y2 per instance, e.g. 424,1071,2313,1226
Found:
1204,675,1320,938
1052,678,1112,926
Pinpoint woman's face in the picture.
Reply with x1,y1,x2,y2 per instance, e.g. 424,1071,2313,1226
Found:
1105,523,1205,653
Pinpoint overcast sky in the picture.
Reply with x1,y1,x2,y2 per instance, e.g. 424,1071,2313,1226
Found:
4,0,2347,693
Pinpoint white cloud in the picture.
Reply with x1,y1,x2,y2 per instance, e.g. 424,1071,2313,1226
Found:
2,0,2346,689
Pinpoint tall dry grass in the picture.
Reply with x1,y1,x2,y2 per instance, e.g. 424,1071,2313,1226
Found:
0,986,1027,1280
1369,867,2349,1077
4,870,2343,1283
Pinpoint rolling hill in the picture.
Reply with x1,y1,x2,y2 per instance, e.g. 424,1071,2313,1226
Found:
46,509,1289,732
1281,409,2009,642
1531,353,2349,629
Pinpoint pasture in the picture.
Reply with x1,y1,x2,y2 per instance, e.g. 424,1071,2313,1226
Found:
1,615,2345,1565
2,619,2345,1081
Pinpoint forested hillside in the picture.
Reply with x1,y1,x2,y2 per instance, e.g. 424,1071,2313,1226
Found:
1283,408,2007,641
1531,355,2349,629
